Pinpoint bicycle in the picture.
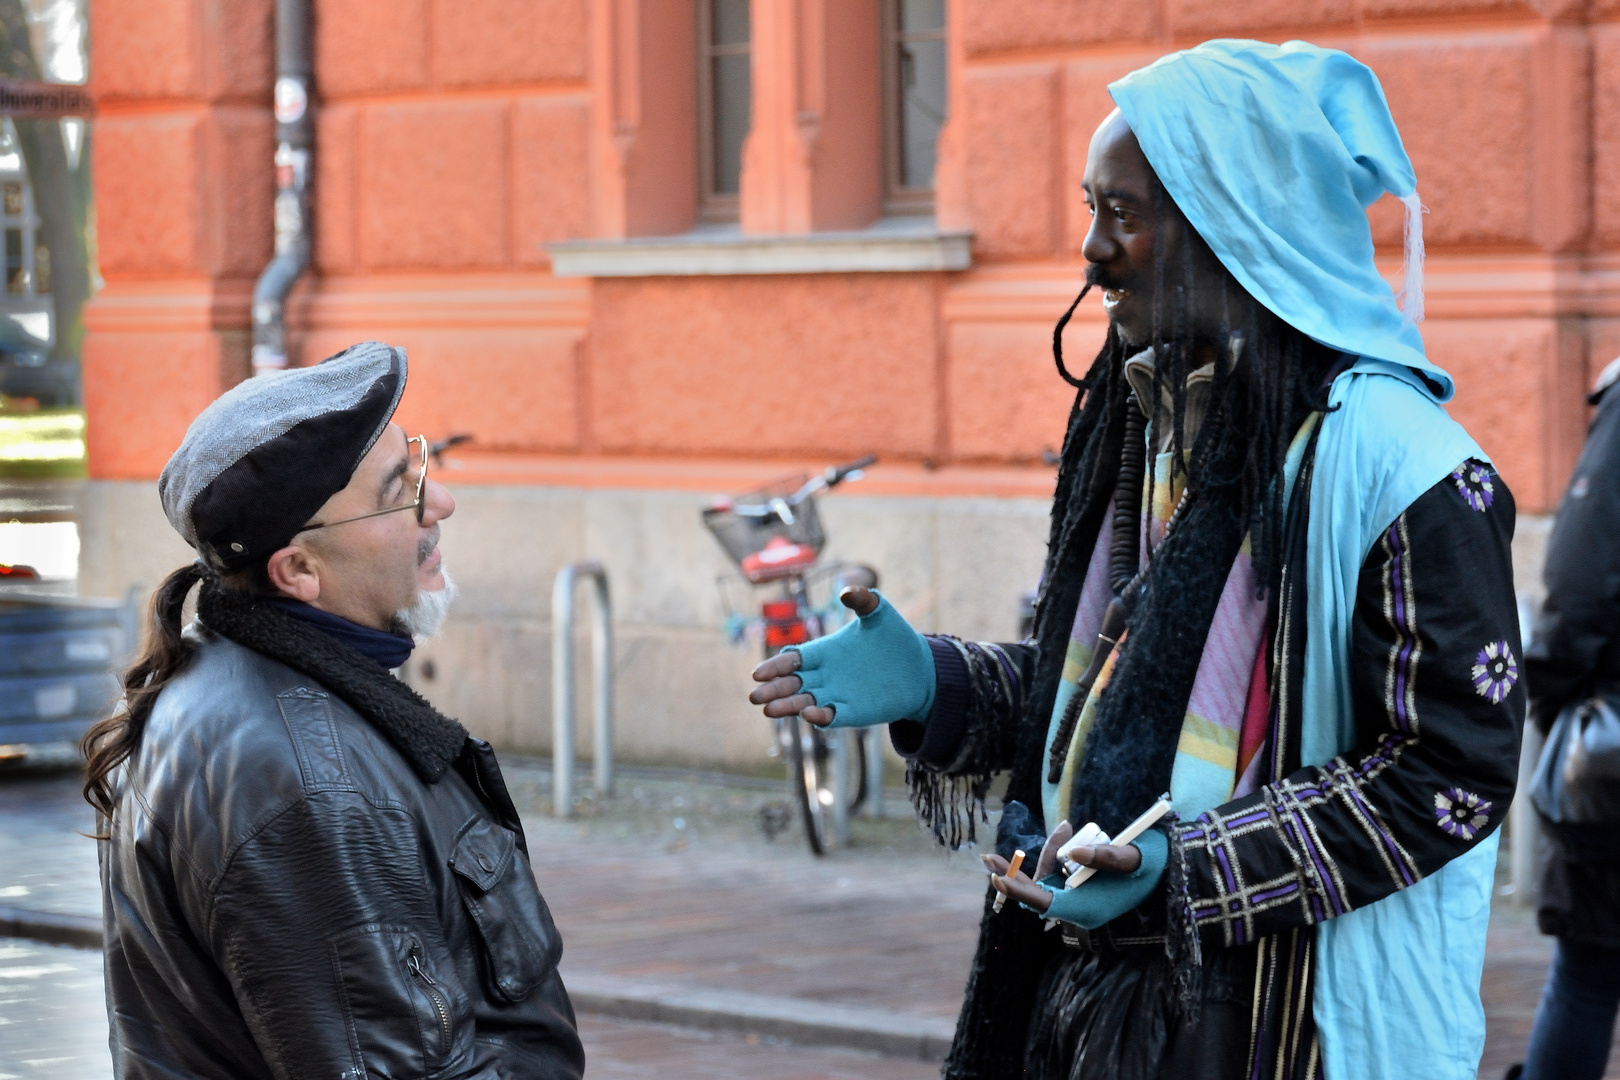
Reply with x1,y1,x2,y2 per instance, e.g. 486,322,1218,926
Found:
702,455,882,856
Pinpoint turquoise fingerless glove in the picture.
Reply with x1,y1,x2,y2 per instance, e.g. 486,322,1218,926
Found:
786,592,935,729
1031,829,1169,930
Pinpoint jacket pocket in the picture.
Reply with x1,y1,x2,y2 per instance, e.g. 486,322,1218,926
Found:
329,924,466,1079
450,817,561,1004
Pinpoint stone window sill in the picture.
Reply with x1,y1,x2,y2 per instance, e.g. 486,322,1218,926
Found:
547,217,972,278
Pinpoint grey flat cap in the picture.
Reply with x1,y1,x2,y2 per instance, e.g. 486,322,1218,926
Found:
158,342,407,571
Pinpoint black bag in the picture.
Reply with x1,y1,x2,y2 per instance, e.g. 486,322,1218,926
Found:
1531,695,1620,862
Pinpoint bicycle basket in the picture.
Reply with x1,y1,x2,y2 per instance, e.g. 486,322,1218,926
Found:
702,474,827,568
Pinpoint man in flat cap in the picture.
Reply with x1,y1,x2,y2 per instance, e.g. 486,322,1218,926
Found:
749,40,1521,1080
82,343,584,1080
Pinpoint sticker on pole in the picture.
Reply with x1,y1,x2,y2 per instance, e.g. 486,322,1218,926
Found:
274,77,307,124
0,80,92,117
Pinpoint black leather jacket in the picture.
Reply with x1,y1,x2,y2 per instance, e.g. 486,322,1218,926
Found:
100,621,585,1079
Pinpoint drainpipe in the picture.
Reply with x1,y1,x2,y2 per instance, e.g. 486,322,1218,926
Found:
251,0,313,376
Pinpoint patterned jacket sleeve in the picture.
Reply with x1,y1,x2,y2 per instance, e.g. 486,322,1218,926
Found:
889,637,1034,776
1177,462,1523,948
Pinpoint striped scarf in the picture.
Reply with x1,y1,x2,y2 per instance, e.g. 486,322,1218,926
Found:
1042,419,1320,830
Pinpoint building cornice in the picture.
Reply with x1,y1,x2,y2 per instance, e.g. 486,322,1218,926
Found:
548,218,973,277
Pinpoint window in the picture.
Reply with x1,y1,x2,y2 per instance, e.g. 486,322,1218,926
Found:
0,117,52,348
882,0,947,216
697,0,751,222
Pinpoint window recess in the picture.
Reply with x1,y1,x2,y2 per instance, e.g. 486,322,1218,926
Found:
697,0,752,223
882,0,947,217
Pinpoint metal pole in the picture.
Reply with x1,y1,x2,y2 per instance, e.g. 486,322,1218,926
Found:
863,726,886,820
590,568,614,798
1510,591,1541,906
552,568,576,817
831,730,850,848
251,0,313,375
552,562,614,817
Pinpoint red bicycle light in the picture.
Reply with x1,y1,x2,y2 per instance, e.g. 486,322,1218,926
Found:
765,623,810,649
762,599,809,649
0,564,38,579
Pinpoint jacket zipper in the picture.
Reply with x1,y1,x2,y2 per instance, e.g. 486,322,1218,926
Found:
407,948,452,1056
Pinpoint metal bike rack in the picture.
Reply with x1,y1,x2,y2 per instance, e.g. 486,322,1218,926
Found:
552,561,614,818
1509,591,1540,906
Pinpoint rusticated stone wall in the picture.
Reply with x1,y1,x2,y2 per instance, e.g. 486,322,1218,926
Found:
78,0,1587,765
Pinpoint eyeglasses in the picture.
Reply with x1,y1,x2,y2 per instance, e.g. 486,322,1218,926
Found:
301,435,429,533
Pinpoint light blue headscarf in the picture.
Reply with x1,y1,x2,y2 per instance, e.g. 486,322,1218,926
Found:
1110,38,1434,379
1110,41,1499,1080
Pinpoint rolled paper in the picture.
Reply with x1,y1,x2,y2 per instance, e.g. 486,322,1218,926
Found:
992,849,1026,913
1063,794,1173,890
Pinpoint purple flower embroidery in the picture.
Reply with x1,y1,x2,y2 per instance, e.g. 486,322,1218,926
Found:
1471,640,1518,704
1434,788,1492,840
1451,462,1495,512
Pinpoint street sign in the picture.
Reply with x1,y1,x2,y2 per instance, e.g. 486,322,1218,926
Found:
0,81,91,118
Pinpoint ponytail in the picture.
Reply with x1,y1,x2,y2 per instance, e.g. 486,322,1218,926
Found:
81,562,207,821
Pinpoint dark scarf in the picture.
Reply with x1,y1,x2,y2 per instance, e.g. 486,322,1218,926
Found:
943,351,1303,1080
941,362,1127,1080
264,597,416,670
197,578,467,782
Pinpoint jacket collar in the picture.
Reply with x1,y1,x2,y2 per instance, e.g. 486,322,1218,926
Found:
197,578,467,782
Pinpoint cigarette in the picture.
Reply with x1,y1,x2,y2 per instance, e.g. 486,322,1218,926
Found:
991,849,1026,913
1063,793,1173,890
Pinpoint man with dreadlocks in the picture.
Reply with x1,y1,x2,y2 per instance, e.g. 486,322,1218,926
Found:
748,39,1521,1080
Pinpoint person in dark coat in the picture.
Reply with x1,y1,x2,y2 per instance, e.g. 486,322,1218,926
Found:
1518,356,1620,1080
81,342,585,1080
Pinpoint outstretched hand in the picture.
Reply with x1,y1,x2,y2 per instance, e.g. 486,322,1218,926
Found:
979,819,1144,914
748,586,880,727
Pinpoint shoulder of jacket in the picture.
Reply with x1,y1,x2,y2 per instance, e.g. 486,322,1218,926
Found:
142,632,367,811
162,631,430,803
1591,355,1620,404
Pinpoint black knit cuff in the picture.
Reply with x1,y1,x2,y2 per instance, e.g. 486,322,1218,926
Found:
890,636,970,768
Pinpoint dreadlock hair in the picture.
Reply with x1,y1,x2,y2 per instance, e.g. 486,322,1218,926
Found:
81,559,273,823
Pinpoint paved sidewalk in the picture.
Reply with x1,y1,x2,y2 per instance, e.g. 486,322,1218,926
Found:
0,762,982,1078
0,939,938,1080
2,762,1616,1078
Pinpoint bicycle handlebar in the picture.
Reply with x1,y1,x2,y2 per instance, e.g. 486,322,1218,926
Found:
724,455,879,519
825,454,877,487
428,433,473,464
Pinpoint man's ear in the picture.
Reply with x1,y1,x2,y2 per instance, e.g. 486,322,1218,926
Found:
266,542,322,603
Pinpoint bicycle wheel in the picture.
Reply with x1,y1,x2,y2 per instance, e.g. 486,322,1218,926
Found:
786,715,832,855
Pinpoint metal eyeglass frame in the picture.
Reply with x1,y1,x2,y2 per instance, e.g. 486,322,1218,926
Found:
301,435,429,532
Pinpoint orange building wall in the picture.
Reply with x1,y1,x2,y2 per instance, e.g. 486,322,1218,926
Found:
83,0,1619,512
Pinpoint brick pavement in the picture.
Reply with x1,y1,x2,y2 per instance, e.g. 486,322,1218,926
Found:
2,764,1618,1078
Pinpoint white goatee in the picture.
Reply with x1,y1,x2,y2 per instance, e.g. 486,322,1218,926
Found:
392,566,457,641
